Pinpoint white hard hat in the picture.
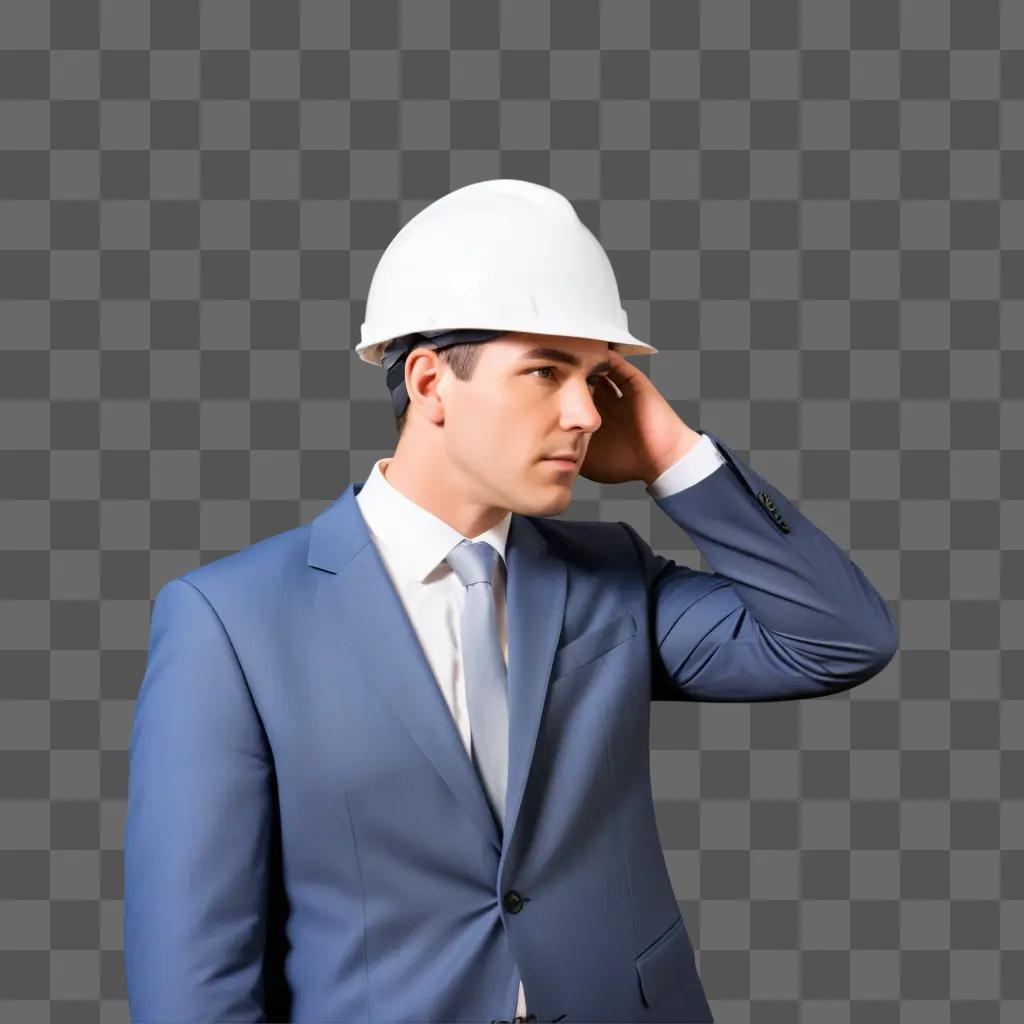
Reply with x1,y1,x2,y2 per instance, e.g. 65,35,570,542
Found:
356,178,658,367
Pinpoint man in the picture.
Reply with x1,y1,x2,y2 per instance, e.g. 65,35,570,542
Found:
124,181,898,1023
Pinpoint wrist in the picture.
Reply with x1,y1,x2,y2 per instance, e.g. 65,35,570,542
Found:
641,427,703,486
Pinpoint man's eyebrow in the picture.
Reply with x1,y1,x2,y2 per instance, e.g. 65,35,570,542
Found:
517,347,612,375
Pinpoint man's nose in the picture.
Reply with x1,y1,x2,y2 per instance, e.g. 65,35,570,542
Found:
563,386,602,428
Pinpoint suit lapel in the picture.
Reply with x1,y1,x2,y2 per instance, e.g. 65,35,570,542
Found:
306,482,567,857
502,503,567,858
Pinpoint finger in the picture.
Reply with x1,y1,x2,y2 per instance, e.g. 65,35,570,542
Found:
606,349,645,385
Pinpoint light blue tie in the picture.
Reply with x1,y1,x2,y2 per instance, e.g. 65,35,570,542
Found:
444,539,508,831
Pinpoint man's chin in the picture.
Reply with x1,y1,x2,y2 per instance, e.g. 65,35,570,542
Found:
500,470,576,516
527,488,574,516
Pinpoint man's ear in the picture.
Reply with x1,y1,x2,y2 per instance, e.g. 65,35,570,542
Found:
406,349,446,423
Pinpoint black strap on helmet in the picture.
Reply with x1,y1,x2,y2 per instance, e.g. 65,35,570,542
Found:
380,329,508,419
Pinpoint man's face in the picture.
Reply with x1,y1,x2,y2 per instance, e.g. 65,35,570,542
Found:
439,332,613,516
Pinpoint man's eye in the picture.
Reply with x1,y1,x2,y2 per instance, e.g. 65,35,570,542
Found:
530,367,601,389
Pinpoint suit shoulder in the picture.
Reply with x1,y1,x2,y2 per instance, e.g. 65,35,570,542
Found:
171,521,312,605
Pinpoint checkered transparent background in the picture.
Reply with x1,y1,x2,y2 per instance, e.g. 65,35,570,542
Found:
2,1,1023,1021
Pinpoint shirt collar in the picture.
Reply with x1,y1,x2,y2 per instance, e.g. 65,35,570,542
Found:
355,457,512,583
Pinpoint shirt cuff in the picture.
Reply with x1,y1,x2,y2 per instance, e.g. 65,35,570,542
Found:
644,432,727,498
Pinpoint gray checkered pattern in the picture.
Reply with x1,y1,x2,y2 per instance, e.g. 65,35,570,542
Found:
1,1,1022,1021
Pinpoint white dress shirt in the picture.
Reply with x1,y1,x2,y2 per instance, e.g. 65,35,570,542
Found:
354,433,725,1020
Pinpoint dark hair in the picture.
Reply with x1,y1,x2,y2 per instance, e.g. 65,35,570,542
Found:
393,341,485,438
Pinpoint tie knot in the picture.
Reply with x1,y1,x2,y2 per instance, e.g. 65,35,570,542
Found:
444,539,499,588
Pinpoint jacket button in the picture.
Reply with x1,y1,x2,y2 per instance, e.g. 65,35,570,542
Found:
503,890,525,913
758,491,790,532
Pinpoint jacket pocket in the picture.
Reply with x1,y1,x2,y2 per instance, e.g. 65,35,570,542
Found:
550,610,637,680
634,915,693,1008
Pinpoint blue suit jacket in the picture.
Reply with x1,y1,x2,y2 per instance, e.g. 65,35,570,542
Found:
124,431,898,1023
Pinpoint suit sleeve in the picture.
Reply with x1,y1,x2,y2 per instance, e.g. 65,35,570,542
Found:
621,431,899,701
124,577,273,1023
